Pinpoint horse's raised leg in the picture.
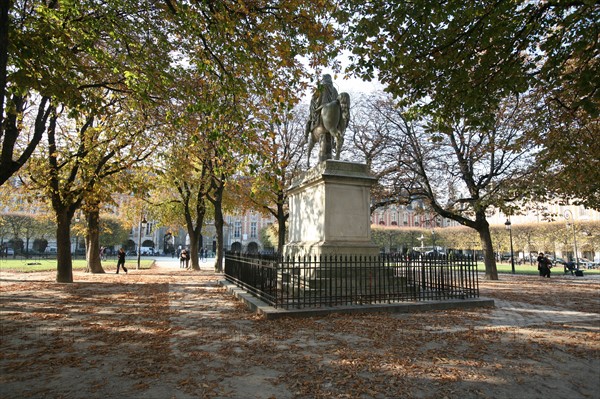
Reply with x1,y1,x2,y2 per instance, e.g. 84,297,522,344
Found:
307,134,315,167
319,132,332,162
332,129,343,160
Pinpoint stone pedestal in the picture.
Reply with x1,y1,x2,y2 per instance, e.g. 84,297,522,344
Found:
284,160,379,258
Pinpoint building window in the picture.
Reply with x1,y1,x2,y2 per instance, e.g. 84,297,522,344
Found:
234,221,242,238
250,222,257,238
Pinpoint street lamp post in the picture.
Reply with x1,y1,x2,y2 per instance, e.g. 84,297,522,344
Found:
73,213,81,259
431,230,436,254
137,214,147,270
505,218,515,274
563,210,579,269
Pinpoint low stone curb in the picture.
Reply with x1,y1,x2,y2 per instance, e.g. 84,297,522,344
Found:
219,280,495,319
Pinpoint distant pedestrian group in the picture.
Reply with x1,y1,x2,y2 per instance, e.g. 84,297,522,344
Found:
537,252,552,278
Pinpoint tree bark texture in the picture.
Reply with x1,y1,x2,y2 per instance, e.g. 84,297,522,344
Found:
276,193,287,255
188,227,201,270
209,176,225,273
55,210,74,283
213,200,225,273
185,201,204,271
85,208,105,274
475,216,499,280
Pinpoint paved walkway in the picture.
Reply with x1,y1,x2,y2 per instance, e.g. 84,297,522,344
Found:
156,256,216,271
1,257,597,399
150,257,599,398
484,298,599,329
153,257,600,331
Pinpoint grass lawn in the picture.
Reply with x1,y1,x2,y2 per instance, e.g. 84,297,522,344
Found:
482,261,600,275
0,257,154,272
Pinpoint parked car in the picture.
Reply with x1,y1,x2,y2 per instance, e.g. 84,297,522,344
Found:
499,253,511,261
127,250,138,256
6,248,14,256
552,257,568,267
140,246,155,256
577,258,596,269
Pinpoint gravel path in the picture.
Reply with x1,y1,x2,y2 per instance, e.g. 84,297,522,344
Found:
1,259,598,399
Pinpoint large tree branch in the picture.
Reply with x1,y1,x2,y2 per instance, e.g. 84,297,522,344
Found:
0,0,9,131
0,96,52,186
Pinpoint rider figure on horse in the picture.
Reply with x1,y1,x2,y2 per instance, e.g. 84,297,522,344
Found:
307,74,339,133
305,74,350,166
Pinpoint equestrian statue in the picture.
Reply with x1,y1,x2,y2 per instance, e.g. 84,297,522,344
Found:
305,74,351,167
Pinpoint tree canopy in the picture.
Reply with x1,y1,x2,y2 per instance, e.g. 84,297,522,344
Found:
341,0,598,125
338,0,599,278
340,0,599,208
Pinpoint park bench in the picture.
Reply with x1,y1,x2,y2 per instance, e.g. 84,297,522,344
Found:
563,262,584,276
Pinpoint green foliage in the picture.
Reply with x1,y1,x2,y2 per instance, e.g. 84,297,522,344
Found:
341,1,597,126
429,220,599,257
32,238,48,253
0,213,53,244
259,224,278,251
3,0,176,187
371,226,427,251
99,217,129,248
340,1,599,209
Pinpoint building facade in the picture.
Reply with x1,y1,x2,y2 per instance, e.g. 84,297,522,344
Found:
369,203,459,229
128,211,277,256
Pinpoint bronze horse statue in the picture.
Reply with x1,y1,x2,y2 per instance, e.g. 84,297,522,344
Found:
305,92,350,167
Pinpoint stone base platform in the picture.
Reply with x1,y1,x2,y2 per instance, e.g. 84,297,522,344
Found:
220,280,495,320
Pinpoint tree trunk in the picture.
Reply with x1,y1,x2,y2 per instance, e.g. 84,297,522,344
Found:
209,178,226,272
276,199,287,255
56,209,74,283
188,227,201,270
85,208,105,274
187,199,205,271
477,223,498,280
213,197,225,273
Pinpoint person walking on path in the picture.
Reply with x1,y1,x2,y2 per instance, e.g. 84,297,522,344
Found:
180,249,188,269
537,252,551,278
116,248,128,274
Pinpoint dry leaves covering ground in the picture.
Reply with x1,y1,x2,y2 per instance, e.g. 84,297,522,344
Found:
1,264,599,399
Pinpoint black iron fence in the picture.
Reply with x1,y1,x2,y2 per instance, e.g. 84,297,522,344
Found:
224,253,479,309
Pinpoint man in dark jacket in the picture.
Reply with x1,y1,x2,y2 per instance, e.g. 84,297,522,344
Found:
537,252,551,278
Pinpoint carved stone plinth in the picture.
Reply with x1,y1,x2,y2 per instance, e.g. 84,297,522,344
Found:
284,160,379,258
